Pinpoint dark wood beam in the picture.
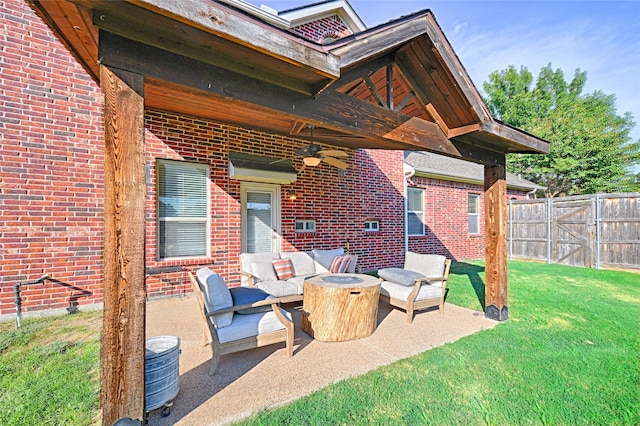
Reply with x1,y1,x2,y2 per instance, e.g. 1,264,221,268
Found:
481,121,550,154
93,0,339,77
98,31,459,153
484,159,508,321
100,64,146,424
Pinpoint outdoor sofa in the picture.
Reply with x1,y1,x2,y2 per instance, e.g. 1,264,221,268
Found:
240,248,358,302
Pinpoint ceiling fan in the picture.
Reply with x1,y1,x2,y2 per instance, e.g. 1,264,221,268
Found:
294,125,348,172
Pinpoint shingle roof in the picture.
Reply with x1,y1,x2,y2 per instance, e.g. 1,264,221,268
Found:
404,151,543,191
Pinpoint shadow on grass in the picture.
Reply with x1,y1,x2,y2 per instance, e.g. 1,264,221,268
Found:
450,261,485,310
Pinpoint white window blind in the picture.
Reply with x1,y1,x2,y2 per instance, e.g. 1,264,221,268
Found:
407,187,424,236
157,159,209,259
246,191,272,253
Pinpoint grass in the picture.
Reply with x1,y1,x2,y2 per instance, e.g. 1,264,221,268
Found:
240,261,640,425
0,310,102,425
0,261,638,425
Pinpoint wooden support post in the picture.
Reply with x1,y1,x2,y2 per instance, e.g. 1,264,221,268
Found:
100,64,146,424
484,160,508,321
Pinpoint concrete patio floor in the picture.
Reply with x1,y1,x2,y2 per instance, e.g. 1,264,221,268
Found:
146,295,497,425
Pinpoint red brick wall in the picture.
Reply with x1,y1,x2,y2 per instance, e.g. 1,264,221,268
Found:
0,0,529,317
0,0,104,316
291,15,352,43
144,111,407,295
407,175,528,261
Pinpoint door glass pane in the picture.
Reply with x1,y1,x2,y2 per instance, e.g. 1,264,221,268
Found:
246,191,272,253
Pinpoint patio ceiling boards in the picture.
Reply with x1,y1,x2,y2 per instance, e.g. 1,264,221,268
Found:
29,0,548,163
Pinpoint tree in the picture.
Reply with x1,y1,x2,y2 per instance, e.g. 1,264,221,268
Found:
483,64,640,197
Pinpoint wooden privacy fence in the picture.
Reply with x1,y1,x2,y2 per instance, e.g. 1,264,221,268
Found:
508,193,640,270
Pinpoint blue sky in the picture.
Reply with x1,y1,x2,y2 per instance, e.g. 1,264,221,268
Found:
247,1,640,146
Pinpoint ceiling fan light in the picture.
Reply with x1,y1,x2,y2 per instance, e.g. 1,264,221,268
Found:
303,156,321,167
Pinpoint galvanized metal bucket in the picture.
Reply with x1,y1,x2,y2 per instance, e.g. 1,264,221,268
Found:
145,335,180,415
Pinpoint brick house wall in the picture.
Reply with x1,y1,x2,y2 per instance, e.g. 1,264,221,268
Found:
0,0,104,317
0,0,532,317
407,175,529,260
143,111,406,297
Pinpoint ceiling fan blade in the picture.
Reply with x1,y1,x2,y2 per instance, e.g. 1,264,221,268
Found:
318,150,348,157
322,156,348,169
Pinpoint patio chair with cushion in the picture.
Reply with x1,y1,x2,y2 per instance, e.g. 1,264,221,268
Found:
188,267,294,376
378,252,452,323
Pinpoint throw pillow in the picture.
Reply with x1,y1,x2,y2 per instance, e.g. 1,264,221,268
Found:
312,248,345,270
329,255,352,273
378,267,426,286
229,286,276,314
250,262,278,282
272,258,294,280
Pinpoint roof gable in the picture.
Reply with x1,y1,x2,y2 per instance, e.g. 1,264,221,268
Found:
28,0,549,162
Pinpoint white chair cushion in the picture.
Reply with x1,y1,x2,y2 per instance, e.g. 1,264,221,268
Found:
285,275,310,294
312,248,344,272
250,262,278,282
240,252,280,284
380,280,443,302
281,251,315,276
404,253,446,278
196,268,233,328
217,308,292,344
256,280,300,297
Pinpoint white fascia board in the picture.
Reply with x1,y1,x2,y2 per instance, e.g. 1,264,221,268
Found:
279,0,367,32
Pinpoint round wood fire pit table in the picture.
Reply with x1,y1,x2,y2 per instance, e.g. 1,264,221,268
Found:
301,273,381,342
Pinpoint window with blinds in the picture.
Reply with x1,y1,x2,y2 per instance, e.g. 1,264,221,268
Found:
407,187,425,236
245,191,273,253
468,193,480,234
156,159,209,259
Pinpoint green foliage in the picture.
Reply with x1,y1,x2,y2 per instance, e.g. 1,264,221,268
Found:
242,261,640,425
484,64,640,196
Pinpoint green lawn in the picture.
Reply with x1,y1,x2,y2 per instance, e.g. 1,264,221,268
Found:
0,261,638,425
0,310,101,425
241,261,640,425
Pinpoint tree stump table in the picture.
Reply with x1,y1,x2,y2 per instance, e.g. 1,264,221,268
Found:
301,273,381,342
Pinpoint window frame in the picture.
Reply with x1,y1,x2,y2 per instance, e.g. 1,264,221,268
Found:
295,219,316,233
364,220,380,232
156,159,210,261
468,193,480,234
407,187,425,236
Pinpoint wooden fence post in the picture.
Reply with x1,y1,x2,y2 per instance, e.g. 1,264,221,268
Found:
100,63,146,424
484,162,508,321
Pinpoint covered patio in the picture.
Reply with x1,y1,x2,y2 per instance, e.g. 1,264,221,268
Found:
145,295,496,425
28,0,548,422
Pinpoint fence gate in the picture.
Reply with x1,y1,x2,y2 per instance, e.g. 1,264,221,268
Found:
551,197,595,267
509,193,640,270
